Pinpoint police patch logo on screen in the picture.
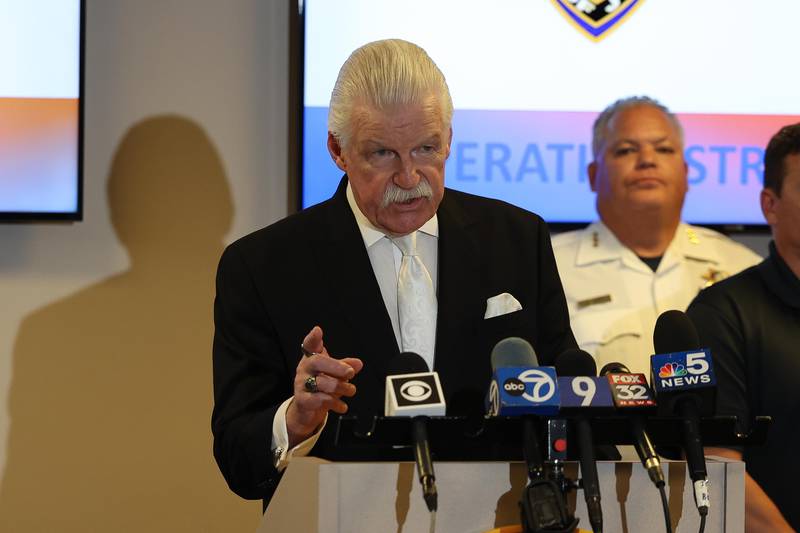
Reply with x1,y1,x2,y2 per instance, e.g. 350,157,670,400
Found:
393,374,441,407
551,0,644,41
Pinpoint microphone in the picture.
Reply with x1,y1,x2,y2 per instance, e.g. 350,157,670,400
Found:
651,310,716,517
599,362,665,488
489,337,556,480
489,338,577,533
555,349,604,533
385,352,445,513
487,337,560,417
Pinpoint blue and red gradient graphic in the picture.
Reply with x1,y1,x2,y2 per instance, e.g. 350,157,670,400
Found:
303,106,796,225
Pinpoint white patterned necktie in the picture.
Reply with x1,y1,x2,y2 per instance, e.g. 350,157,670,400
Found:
393,232,437,370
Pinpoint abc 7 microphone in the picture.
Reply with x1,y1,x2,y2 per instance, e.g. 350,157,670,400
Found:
488,338,578,533
385,352,445,513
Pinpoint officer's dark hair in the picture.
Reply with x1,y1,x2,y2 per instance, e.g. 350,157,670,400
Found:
764,123,800,196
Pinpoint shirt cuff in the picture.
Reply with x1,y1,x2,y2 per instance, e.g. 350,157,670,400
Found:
271,397,327,471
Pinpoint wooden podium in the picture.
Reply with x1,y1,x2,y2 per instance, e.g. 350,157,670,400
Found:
258,456,744,533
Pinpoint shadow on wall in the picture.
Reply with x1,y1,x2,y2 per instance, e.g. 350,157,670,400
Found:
0,116,259,532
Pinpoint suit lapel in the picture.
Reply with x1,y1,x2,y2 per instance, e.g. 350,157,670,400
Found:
313,178,399,365
312,182,486,409
433,192,484,388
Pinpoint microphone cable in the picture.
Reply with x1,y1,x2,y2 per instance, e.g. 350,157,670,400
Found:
658,483,673,533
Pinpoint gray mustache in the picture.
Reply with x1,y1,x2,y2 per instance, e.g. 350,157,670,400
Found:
382,180,433,207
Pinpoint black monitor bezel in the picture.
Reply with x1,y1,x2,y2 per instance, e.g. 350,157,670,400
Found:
0,0,85,222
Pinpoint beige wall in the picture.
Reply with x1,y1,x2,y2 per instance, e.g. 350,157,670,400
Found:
0,1,289,531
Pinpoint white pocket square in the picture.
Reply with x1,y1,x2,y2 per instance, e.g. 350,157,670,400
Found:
484,292,522,319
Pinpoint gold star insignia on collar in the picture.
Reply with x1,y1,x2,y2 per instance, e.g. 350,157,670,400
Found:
701,268,728,288
686,228,700,245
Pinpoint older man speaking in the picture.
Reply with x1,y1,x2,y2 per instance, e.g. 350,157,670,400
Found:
211,39,577,505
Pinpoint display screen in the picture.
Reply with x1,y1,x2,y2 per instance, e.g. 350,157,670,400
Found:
0,1,83,220
301,0,800,227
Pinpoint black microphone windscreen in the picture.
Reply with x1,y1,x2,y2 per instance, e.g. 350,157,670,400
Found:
490,337,538,370
554,348,597,377
653,310,701,354
386,351,429,376
599,361,631,376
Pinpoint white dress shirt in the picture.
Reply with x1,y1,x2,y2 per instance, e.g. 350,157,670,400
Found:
346,183,439,352
270,183,439,469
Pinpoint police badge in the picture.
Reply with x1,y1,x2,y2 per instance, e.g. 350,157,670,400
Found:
551,0,644,41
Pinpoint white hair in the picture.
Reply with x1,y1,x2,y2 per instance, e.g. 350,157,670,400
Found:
592,96,684,158
327,39,453,147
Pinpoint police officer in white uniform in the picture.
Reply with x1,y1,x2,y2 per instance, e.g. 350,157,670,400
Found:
552,97,761,375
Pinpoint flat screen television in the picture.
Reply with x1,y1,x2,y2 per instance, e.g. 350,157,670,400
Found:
0,0,84,221
295,0,800,230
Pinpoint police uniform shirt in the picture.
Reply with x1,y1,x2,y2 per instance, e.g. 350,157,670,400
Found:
552,221,761,375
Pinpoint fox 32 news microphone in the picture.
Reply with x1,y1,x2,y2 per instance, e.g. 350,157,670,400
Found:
385,352,446,513
599,362,674,533
554,349,611,533
598,361,665,489
651,310,717,520
487,337,578,533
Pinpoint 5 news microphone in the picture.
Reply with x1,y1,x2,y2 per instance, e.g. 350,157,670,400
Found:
650,310,717,522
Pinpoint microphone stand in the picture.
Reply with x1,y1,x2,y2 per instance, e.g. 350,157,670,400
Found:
575,417,603,533
545,419,576,499
519,417,578,533
412,417,438,512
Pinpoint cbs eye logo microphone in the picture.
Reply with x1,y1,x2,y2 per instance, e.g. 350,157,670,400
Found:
385,372,446,417
400,380,433,403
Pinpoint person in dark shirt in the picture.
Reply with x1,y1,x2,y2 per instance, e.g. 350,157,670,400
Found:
687,123,800,532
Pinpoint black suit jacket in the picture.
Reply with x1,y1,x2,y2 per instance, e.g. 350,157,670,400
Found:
211,177,576,501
